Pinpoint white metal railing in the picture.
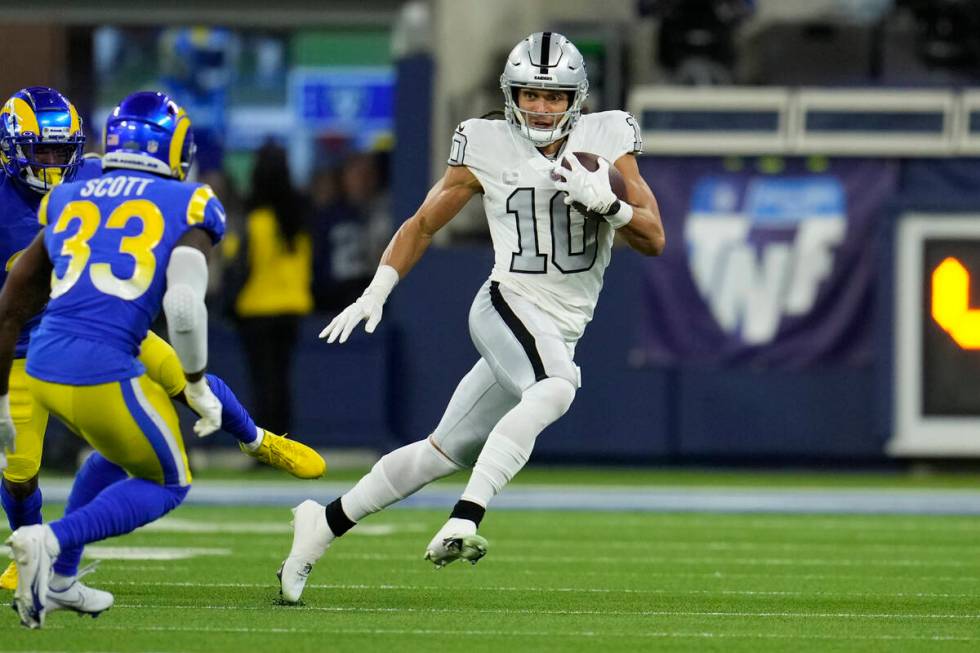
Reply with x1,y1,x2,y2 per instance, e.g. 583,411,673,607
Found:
628,86,980,156
961,90,980,155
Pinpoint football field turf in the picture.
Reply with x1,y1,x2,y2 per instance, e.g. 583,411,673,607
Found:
2,471,979,652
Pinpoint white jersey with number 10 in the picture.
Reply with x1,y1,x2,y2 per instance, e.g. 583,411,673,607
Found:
448,110,643,342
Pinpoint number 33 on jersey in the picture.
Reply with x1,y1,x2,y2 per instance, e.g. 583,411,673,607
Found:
27,169,224,385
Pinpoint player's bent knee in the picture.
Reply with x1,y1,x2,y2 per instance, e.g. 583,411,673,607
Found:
428,429,485,469
524,377,576,422
160,483,191,512
138,332,187,398
2,458,41,487
168,483,190,500
379,439,464,499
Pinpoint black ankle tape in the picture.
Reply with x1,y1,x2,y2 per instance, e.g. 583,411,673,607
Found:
324,498,356,537
450,500,486,527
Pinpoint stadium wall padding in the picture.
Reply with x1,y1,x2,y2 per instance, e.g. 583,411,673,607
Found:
206,247,877,463
200,158,980,463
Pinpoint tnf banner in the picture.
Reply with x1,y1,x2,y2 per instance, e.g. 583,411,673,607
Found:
638,157,898,368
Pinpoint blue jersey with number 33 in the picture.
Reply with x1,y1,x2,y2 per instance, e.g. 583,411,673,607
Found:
26,169,225,385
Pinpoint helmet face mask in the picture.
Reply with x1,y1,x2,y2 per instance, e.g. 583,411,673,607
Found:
0,87,86,194
103,91,194,180
500,32,589,146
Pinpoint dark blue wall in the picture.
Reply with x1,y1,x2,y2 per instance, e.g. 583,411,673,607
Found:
199,159,980,464
206,246,882,463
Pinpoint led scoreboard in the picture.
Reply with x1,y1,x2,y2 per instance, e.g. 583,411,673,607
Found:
891,213,980,457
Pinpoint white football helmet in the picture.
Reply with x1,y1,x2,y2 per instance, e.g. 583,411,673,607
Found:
500,32,589,146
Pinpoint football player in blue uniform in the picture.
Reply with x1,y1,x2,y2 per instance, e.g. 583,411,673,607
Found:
0,87,325,606
0,91,310,628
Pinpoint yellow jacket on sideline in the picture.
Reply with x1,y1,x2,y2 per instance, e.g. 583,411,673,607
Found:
234,207,313,317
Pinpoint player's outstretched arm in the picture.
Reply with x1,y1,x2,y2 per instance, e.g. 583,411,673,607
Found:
612,154,666,256
320,165,481,343
380,164,483,276
163,228,222,437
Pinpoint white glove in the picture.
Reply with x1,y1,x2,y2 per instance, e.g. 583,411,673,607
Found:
0,395,17,471
183,377,222,437
319,265,399,344
320,293,384,344
552,155,618,215
0,395,14,472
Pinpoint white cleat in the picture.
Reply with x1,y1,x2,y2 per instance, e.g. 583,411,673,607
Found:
47,564,114,618
424,518,488,568
6,525,59,629
278,499,331,604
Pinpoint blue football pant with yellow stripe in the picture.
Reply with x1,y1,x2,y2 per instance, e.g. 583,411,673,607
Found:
2,331,257,538
26,373,191,560
48,367,259,576
2,330,257,486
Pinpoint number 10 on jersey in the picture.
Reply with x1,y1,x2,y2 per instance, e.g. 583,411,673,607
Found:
508,188,599,274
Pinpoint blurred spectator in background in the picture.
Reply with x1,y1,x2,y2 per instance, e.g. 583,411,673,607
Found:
653,0,753,85
159,26,238,173
310,152,393,313
198,168,243,305
233,141,313,434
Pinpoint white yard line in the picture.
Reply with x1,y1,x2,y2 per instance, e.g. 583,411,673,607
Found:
141,518,418,536
106,603,980,620
0,544,231,561
32,623,980,643
491,538,980,553
96,579,980,599
560,569,980,582
327,551,980,568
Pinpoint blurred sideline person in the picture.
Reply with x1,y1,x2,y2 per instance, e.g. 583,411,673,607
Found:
279,32,665,603
311,153,392,312
198,168,244,301
0,92,310,628
0,88,324,599
234,141,313,434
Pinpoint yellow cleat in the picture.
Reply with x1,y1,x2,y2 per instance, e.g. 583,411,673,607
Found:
241,431,326,479
0,560,17,590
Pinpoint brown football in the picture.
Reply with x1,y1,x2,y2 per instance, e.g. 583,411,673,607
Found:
553,151,628,201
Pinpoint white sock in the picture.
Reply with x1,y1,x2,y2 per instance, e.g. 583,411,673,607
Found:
438,517,477,538
49,572,74,591
244,427,264,451
341,439,462,522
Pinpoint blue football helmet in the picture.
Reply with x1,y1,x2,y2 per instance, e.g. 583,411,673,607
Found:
102,91,195,180
0,86,86,193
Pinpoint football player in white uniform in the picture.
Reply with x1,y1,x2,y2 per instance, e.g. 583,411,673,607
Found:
278,32,664,603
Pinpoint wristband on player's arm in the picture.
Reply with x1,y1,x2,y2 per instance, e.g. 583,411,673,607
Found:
363,264,399,303
603,200,634,230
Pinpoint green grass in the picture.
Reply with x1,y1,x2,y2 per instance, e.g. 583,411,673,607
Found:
3,496,979,652
190,463,980,489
